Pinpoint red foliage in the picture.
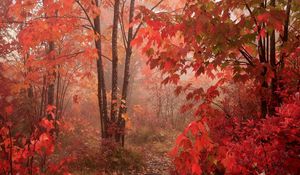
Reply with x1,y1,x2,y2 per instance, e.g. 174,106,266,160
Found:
169,93,300,174
133,0,300,174
0,107,71,174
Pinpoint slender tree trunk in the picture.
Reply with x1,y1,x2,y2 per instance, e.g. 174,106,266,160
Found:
281,0,291,54
116,0,135,146
269,0,277,115
269,0,291,115
55,69,60,117
47,83,55,105
42,0,56,108
278,0,292,103
39,76,46,117
94,0,109,139
54,69,60,135
28,85,33,98
258,2,268,118
111,0,120,128
58,79,69,117
47,42,55,107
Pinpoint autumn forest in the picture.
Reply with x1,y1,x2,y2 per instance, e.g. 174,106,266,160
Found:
0,0,299,174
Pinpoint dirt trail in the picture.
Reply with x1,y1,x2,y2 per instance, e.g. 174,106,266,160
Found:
127,129,179,175
128,141,173,175
143,150,171,175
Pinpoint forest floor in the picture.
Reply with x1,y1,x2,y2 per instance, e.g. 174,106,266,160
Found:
63,118,181,175
143,148,171,174
127,128,179,175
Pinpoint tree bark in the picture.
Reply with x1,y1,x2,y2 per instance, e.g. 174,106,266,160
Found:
55,69,60,118
116,0,135,146
258,1,269,118
94,0,109,139
39,76,46,117
47,42,55,107
269,0,291,115
278,0,292,103
269,0,277,116
111,0,120,124
42,0,56,108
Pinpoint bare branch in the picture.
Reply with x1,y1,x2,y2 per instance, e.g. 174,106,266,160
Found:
238,48,255,66
75,0,96,31
119,0,128,48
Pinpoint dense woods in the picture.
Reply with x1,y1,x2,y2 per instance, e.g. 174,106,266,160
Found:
0,0,299,174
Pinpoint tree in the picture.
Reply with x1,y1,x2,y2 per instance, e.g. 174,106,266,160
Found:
114,0,167,145
135,0,300,174
136,0,298,118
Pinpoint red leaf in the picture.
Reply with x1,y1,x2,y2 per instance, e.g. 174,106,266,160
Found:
187,121,199,136
192,163,202,175
259,28,266,38
257,13,270,22
131,36,143,47
164,61,173,71
176,134,186,145
46,105,56,112
5,105,13,116
40,118,54,131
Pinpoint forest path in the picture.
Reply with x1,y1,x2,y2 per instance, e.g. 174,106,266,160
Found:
143,147,172,175
128,129,179,175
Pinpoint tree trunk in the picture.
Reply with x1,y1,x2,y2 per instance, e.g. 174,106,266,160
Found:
39,76,46,117
111,0,120,127
269,0,277,116
258,1,268,118
43,0,56,108
94,0,109,139
269,0,291,115
55,69,60,118
47,42,55,106
54,68,60,136
278,0,292,103
116,0,135,146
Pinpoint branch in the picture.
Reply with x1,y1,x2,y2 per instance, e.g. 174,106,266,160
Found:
81,24,93,30
56,51,85,59
224,59,251,66
132,0,165,39
238,46,255,66
34,15,88,21
225,37,255,66
101,54,112,62
210,100,232,118
244,0,258,27
241,46,254,60
151,0,165,10
119,15,128,50
119,0,128,48
75,0,96,31
278,0,292,68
